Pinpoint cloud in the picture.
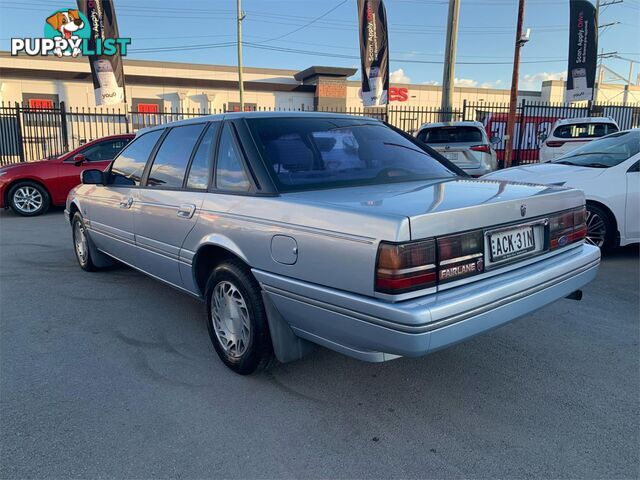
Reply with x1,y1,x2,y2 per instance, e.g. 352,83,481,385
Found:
454,78,478,87
520,71,566,89
390,68,411,84
480,79,504,89
422,80,440,86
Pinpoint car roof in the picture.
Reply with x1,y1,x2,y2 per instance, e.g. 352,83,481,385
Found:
417,120,485,130
554,116,618,126
136,111,383,136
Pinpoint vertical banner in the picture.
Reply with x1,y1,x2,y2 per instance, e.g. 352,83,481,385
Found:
357,0,389,107
566,0,598,103
77,0,126,105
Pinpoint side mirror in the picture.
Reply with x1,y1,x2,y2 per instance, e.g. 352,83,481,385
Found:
490,136,501,144
81,169,104,185
73,154,86,166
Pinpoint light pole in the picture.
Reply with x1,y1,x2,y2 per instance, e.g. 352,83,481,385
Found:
504,0,527,168
237,0,245,111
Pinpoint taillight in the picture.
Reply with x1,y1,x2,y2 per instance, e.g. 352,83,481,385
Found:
546,140,565,147
437,230,485,283
550,206,587,249
470,144,491,153
375,230,485,294
375,240,436,294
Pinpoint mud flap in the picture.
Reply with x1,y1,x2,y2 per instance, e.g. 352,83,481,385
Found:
262,291,315,363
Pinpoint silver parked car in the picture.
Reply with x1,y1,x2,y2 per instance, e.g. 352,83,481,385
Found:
66,112,600,375
416,121,499,176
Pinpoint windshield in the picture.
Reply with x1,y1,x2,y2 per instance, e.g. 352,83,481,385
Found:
418,126,483,144
246,117,457,191
552,130,639,168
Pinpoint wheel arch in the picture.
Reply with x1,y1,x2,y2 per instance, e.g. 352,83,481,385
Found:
192,238,251,297
67,200,82,224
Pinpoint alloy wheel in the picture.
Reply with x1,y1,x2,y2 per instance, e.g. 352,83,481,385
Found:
13,186,43,214
585,209,607,248
211,281,251,357
73,220,89,264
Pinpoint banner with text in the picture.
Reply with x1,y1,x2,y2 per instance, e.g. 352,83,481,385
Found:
357,0,389,107
77,0,126,105
566,0,598,103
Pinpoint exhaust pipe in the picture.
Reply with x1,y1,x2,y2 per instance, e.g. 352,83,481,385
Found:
565,290,583,301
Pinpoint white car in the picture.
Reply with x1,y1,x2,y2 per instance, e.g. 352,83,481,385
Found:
538,117,619,163
415,121,499,176
484,129,639,249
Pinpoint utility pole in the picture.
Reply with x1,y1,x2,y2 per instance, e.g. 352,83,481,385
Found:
594,0,623,102
440,0,460,121
237,0,245,111
503,0,526,169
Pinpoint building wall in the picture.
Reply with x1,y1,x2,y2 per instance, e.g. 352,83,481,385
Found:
1,52,637,111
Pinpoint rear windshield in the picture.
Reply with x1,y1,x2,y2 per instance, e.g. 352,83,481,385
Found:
246,117,456,191
553,122,618,139
418,126,483,144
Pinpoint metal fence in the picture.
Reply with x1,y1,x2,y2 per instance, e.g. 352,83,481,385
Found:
1,100,638,166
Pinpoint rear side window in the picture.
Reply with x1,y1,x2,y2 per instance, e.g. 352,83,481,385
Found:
418,126,483,144
215,123,251,192
110,130,163,186
146,124,206,188
186,122,220,190
553,123,618,139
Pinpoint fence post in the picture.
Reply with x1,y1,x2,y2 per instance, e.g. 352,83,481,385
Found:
59,101,69,151
14,102,25,163
515,98,527,165
587,99,593,116
462,99,467,121
124,107,131,133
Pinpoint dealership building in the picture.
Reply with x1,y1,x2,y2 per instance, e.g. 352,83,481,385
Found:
2,52,638,112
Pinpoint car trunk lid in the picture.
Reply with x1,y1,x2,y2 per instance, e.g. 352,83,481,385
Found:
283,178,584,240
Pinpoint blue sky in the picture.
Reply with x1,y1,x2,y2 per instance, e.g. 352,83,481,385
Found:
1,0,638,90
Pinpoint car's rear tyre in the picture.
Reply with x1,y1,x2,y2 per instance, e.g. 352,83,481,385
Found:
205,259,275,375
8,181,50,217
586,204,614,250
72,212,98,271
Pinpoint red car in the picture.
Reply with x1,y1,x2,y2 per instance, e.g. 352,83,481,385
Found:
0,134,133,216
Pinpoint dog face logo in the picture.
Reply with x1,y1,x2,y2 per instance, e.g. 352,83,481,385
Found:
46,10,84,39
44,9,89,57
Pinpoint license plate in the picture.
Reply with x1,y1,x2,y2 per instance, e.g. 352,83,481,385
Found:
444,152,458,161
489,226,535,262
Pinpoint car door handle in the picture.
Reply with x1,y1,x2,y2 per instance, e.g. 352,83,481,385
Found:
176,203,196,219
119,197,133,209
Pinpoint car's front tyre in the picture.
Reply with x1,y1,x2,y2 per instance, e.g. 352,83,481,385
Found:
205,260,275,375
8,181,50,216
72,212,98,271
586,204,614,250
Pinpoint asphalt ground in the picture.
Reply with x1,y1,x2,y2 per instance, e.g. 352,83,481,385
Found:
1,208,638,479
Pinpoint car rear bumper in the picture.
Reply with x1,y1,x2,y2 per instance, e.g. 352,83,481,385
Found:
254,243,600,362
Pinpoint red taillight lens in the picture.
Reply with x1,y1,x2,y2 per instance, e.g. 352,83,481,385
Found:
375,240,436,294
572,206,587,242
550,206,586,249
376,230,485,294
437,230,484,283
470,144,491,153
546,140,565,147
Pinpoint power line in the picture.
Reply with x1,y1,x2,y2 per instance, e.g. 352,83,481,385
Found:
256,0,349,44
